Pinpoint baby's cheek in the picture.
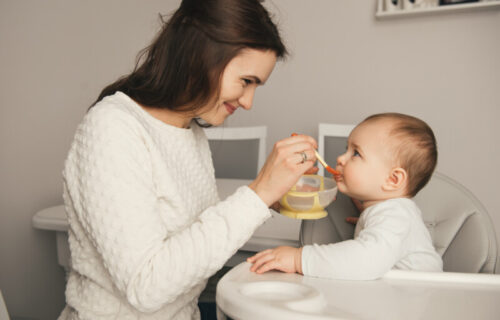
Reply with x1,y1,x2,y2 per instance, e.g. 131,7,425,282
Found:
343,170,363,193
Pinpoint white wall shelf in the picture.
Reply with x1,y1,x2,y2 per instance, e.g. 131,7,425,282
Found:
376,0,500,18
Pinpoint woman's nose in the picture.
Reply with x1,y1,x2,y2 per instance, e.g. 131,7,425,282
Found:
238,87,255,110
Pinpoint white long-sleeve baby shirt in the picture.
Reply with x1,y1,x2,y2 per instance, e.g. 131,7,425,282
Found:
302,198,442,280
60,92,270,319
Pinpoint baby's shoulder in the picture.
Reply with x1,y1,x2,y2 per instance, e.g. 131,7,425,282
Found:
364,198,418,220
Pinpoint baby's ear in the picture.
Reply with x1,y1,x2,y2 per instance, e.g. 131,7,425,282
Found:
383,167,407,193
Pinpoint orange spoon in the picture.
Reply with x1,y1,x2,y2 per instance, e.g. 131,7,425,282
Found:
291,133,341,176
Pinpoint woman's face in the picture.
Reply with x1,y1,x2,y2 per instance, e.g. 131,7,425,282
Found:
197,48,277,126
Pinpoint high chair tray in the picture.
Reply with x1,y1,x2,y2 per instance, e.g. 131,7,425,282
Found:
216,262,500,320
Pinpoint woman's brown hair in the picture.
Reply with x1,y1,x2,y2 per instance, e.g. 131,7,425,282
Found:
92,0,287,117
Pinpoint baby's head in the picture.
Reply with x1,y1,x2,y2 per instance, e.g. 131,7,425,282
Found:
335,113,437,206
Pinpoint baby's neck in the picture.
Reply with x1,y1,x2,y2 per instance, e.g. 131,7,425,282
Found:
362,195,411,210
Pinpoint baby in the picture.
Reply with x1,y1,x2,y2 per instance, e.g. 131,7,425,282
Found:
248,113,443,280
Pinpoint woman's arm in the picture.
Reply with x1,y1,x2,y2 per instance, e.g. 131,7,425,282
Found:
64,108,271,312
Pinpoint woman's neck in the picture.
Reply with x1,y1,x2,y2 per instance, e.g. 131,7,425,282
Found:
141,105,192,128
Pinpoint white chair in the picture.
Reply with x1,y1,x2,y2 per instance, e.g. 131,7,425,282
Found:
414,172,497,273
203,126,266,179
317,123,355,176
0,289,10,320
302,123,497,274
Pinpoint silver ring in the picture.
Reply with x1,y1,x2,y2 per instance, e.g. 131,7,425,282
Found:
300,151,308,164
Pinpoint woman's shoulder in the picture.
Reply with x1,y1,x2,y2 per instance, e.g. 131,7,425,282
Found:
81,92,145,135
65,93,153,172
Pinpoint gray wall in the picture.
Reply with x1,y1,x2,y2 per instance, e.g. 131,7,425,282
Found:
0,0,498,318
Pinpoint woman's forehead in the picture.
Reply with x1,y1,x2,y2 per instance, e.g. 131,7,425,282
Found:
226,49,277,80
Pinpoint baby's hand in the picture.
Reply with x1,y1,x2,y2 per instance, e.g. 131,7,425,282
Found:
247,246,303,274
345,216,359,225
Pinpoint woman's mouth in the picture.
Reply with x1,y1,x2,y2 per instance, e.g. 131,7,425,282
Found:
224,103,237,115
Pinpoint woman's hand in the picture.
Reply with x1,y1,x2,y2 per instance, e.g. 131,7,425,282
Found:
269,164,318,212
249,134,318,207
247,246,303,274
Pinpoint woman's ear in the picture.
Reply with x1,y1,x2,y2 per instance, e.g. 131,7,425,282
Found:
383,167,407,193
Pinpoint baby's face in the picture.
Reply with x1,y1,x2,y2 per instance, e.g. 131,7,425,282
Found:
335,120,396,203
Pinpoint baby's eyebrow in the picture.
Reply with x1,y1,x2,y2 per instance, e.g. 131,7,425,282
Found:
351,142,363,153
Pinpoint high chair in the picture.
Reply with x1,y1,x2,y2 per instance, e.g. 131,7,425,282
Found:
301,171,498,273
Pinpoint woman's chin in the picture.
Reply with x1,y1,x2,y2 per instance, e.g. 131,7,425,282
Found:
200,117,224,127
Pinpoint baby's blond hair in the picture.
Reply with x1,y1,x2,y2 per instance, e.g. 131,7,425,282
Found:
362,113,437,197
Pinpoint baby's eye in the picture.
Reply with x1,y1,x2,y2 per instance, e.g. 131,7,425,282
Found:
353,150,360,157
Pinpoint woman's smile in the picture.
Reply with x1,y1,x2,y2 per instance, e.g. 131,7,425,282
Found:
225,102,237,115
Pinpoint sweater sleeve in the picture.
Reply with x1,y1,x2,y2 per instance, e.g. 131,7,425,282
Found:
63,107,270,312
301,203,411,280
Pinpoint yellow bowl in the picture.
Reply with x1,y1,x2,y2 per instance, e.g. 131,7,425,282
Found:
279,175,338,219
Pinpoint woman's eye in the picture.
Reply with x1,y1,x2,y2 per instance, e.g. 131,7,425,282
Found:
242,78,252,86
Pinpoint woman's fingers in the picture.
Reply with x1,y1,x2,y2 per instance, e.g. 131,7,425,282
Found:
277,141,317,161
249,134,320,206
293,149,316,165
304,166,319,175
278,133,318,149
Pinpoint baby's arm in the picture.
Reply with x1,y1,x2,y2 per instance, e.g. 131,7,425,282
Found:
247,246,303,274
302,206,411,280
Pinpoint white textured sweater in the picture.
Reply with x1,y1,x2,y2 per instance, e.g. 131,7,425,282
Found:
302,198,442,280
60,92,270,320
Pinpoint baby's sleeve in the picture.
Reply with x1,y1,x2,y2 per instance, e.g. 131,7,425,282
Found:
301,204,411,280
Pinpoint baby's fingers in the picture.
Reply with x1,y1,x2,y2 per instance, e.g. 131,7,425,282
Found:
255,260,279,274
345,217,359,225
249,252,275,273
247,249,272,263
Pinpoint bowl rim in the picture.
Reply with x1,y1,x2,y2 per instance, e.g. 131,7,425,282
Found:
287,174,337,197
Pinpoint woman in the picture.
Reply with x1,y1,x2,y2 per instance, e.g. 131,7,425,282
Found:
60,0,317,319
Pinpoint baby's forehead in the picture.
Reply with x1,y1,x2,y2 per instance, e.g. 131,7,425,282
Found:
351,119,402,158
352,118,397,139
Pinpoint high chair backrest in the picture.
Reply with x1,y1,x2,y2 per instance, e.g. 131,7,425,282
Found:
203,126,266,179
301,171,498,274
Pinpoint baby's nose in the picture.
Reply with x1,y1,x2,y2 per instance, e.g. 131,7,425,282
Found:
337,153,346,166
